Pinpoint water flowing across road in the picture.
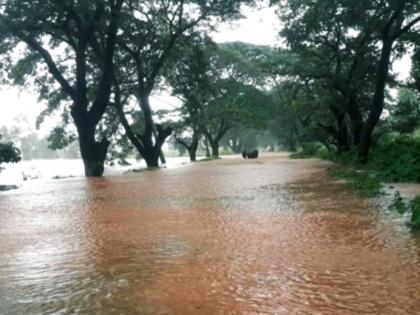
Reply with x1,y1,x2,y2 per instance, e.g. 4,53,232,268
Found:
1,154,419,314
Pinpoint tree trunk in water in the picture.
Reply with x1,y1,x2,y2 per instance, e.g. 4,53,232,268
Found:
358,39,394,163
142,148,160,168
188,148,197,162
78,131,109,177
152,126,167,165
189,133,199,162
210,141,219,159
138,95,171,168
159,149,167,164
204,139,211,158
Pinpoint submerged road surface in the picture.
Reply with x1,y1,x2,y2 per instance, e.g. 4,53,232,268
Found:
1,154,420,315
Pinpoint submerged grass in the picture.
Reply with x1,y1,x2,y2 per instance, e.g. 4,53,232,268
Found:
389,192,420,230
289,136,420,229
330,167,382,198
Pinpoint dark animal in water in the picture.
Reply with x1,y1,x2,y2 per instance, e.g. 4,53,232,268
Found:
242,150,259,159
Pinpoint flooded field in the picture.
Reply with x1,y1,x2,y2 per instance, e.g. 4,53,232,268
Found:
1,154,419,314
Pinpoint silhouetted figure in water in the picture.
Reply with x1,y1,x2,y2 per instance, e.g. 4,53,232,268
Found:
242,150,259,159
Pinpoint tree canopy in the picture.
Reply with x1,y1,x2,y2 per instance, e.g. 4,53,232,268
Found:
0,0,419,176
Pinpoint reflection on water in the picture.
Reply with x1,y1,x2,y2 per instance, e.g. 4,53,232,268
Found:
1,154,420,314
0,157,191,185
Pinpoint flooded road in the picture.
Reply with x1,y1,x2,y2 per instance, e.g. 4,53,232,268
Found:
1,154,420,315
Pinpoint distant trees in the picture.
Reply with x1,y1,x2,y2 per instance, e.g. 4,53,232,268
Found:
165,41,270,159
0,135,20,168
0,125,80,160
112,0,255,167
172,119,201,162
270,0,420,162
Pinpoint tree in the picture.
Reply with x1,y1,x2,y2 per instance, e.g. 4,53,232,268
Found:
166,41,271,158
272,0,420,160
389,89,420,134
0,135,20,168
221,127,260,153
171,118,201,162
275,0,381,152
358,0,420,163
112,0,254,167
0,0,124,176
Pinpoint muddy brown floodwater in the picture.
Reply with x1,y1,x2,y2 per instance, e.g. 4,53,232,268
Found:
1,154,420,315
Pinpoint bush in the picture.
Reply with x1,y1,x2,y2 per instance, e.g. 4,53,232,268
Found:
369,135,420,182
389,191,410,214
390,193,420,230
0,140,21,167
331,168,382,197
410,196,420,229
332,148,359,165
290,142,328,159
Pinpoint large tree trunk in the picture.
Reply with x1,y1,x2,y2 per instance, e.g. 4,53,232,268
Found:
141,147,160,168
175,130,200,162
188,148,197,162
345,95,364,146
287,138,297,152
210,140,220,159
204,139,211,158
330,105,350,152
153,126,167,164
137,95,172,168
336,112,350,152
358,39,394,163
204,120,231,159
189,132,200,162
77,126,109,177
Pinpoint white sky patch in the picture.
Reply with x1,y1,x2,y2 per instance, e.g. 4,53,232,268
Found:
0,87,41,130
212,5,281,46
393,53,413,82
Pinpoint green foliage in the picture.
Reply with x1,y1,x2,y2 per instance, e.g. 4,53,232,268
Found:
47,127,76,150
388,89,420,134
411,196,420,229
165,41,272,156
312,133,420,187
389,191,410,214
316,146,331,160
389,193,420,230
0,135,21,167
331,149,359,165
290,142,329,159
0,125,80,160
331,168,382,198
268,0,420,163
368,135,420,182
111,0,258,164
221,127,260,153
